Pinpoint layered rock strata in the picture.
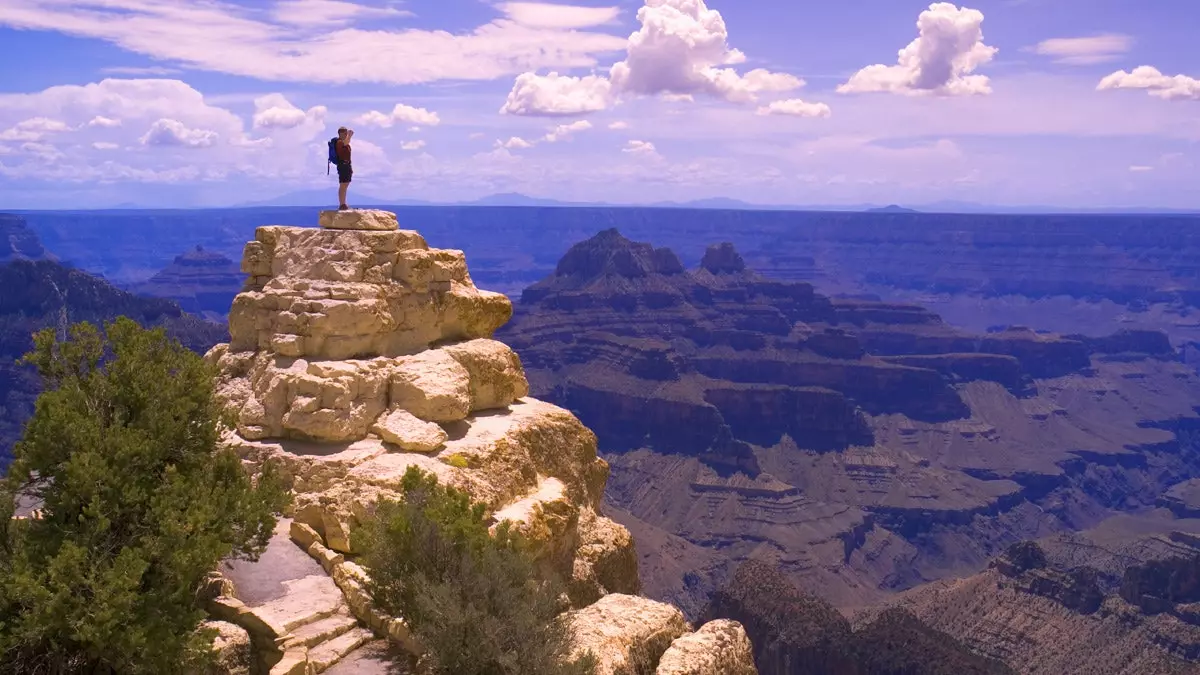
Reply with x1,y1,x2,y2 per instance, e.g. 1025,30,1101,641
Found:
205,210,747,673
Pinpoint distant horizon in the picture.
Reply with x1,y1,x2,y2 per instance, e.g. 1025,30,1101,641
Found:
4,191,1199,217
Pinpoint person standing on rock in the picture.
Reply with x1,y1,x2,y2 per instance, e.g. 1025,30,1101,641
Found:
331,126,353,210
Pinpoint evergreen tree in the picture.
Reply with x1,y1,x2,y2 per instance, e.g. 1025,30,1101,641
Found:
0,317,289,674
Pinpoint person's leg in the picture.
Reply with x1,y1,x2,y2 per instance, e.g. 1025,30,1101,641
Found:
338,182,348,208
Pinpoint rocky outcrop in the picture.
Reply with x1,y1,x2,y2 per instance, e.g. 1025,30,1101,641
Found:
655,620,757,675
131,246,244,318
205,210,752,672
0,214,49,263
703,560,1013,675
1161,479,1200,518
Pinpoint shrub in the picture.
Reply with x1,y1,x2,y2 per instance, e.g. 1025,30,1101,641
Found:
0,318,289,674
357,466,594,675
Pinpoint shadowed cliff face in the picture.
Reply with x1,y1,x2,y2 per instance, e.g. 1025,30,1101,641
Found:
131,246,246,320
702,560,1014,675
498,228,1200,618
0,214,50,263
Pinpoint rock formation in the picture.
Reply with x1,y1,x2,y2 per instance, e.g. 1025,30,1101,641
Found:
132,245,245,319
497,228,1200,619
0,214,50,263
204,210,753,674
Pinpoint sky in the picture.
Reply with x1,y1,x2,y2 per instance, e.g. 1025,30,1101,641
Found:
0,0,1197,210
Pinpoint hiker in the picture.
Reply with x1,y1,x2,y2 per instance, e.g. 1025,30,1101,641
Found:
328,126,354,210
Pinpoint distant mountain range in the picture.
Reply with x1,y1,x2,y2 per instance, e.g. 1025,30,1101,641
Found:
230,191,1200,215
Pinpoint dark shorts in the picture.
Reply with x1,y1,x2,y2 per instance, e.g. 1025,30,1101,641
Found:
337,163,353,184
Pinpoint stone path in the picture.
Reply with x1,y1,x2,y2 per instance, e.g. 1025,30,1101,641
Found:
221,519,378,674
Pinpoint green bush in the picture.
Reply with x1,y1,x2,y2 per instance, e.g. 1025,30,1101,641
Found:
0,318,289,674
358,466,594,675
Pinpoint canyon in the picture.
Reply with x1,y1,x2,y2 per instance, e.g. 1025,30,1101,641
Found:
9,205,1200,672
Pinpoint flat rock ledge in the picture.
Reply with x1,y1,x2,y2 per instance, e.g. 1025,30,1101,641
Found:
319,209,399,231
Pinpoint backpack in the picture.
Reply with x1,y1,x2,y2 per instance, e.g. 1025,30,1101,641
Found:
327,137,339,175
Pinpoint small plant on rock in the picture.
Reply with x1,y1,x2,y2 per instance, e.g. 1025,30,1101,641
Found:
358,466,595,675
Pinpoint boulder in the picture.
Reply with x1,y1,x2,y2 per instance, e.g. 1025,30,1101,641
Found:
655,620,757,675
318,208,400,231
372,408,448,451
389,350,472,422
566,594,691,675
442,338,531,411
200,620,253,675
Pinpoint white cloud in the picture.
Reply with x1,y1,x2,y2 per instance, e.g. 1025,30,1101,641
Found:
838,3,997,97
86,115,122,128
355,103,440,128
271,0,412,27
608,120,629,130
499,2,620,29
401,139,426,151
756,99,832,118
543,119,592,142
21,142,64,161
252,94,327,130
99,65,180,76
623,139,657,155
92,142,120,150
0,0,627,86
1128,165,1153,172
139,118,219,148
501,0,805,115
501,72,612,116
1028,34,1131,65
1097,66,1200,101
0,117,72,141
469,132,487,140
408,126,421,132
497,136,534,149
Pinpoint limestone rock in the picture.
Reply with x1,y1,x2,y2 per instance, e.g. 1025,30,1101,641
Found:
372,408,448,451
226,223,511,360
289,521,321,550
389,350,472,422
442,338,531,411
201,620,253,675
655,620,757,675
319,209,400,231
567,594,691,675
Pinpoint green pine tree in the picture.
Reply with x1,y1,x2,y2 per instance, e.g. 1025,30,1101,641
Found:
0,317,289,674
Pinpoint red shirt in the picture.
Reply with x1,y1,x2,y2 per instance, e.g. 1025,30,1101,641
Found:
336,139,351,164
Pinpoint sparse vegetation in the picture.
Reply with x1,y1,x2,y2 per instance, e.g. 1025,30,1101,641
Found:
357,466,595,675
0,318,288,674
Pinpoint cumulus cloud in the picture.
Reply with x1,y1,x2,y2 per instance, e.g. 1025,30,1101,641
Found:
756,99,832,118
1097,66,1200,101
140,118,219,148
608,120,629,130
99,65,180,76
1029,34,1131,65
0,0,626,86
86,115,122,128
92,141,120,150
355,103,441,128
838,3,997,97
623,139,657,155
499,2,621,29
401,139,426,151
501,0,808,115
0,117,72,141
501,72,612,116
497,136,534,149
543,120,592,142
252,94,327,130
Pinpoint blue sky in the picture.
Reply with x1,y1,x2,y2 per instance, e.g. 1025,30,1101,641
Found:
0,0,1196,209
